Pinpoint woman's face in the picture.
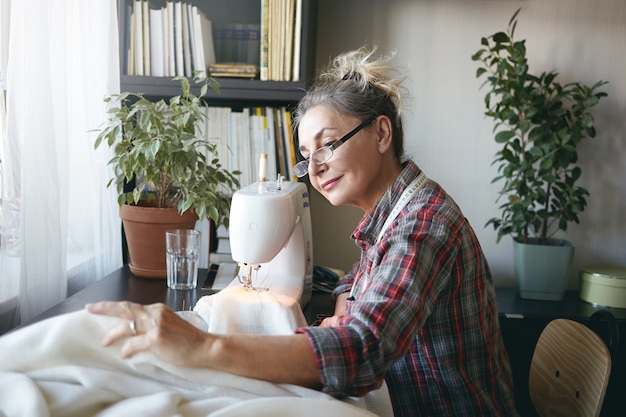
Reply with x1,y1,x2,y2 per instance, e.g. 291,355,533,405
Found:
297,105,395,212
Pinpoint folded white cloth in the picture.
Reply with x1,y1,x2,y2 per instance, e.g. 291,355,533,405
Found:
193,286,308,335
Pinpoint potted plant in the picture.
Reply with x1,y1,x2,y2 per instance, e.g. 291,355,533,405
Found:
95,75,240,278
471,9,608,300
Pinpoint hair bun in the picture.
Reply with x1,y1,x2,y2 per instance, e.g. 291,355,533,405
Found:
342,71,362,82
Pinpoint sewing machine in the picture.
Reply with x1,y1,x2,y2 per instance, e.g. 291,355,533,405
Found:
229,179,314,307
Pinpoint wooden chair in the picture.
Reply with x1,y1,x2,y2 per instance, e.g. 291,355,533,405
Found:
529,318,612,417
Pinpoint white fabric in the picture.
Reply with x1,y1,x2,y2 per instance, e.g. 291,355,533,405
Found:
194,286,308,335
193,288,395,416
1,0,122,327
0,310,378,417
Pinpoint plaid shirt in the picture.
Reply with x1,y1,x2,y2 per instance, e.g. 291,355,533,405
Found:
297,161,518,416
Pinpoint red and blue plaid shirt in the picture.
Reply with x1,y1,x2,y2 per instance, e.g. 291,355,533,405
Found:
298,161,518,416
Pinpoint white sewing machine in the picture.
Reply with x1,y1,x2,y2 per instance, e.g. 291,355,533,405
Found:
229,179,314,307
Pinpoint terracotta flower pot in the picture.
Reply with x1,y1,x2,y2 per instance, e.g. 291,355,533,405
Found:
120,204,198,279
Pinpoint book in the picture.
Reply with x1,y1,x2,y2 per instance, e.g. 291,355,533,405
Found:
246,24,261,66
259,0,269,81
292,0,302,81
264,107,278,179
228,111,240,180
212,22,223,64
187,4,200,74
200,11,217,68
236,108,252,186
273,107,287,178
234,23,247,63
220,23,235,63
161,7,168,75
195,103,308,190
142,0,151,75
283,0,295,81
174,1,184,76
149,7,165,77
123,3,132,74
166,1,175,76
133,0,144,76
268,0,279,80
181,2,192,77
209,63,258,78
249,108,266,181
256,0,300,81
192,6,216,74
220,107,233,175
282,109,297,181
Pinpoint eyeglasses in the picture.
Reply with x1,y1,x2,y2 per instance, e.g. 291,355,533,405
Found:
292,115,377,178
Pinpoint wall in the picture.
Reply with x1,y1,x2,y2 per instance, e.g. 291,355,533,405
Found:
310,0,626,288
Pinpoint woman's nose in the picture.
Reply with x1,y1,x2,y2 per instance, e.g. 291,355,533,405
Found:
308,160,325,176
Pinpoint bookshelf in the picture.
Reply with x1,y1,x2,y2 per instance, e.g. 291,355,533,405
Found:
119,75,307,107
116,0,318,107
116,0,317,264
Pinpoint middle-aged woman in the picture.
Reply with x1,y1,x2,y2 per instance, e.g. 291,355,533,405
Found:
88,47,519,416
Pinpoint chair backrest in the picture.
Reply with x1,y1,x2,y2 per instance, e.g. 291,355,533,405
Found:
529,318,612,417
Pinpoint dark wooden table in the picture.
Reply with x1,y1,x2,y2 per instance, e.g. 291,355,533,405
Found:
25,265,335,327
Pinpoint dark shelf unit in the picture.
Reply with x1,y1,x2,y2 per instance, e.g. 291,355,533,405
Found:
119,75,309,108
116,0,318,107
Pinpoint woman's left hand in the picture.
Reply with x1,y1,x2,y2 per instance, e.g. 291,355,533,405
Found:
86,301,211,367
319,315,344,327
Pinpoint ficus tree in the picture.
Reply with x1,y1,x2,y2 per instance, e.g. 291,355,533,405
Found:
94,75,240,228
472,8,608,245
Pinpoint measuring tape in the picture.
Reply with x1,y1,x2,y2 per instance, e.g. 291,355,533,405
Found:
348,172,428,300
375,172,427,243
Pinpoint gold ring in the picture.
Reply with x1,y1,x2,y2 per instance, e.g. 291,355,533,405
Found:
129,319,137,335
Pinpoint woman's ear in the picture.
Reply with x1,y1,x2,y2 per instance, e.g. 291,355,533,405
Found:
374,115,394,154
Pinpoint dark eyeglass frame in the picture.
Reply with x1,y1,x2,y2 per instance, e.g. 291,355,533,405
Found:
292,115,378,178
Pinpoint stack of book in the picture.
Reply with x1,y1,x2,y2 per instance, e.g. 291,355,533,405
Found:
123,0,305,83
123,0,216,77
260,0,303,81
209,63,259,79
212,22,260,66
196,105,298,188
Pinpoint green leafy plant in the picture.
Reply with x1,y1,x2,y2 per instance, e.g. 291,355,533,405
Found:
471,8,608,245
94,75,240,228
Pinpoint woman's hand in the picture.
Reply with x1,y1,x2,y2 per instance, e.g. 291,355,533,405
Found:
87,300,320,387
319,315,344,327
86,301,210,367
319,291,351,327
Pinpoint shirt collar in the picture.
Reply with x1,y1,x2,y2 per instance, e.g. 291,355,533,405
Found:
352,160,423,245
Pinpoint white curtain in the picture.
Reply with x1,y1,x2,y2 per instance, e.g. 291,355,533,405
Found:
1,0,122,330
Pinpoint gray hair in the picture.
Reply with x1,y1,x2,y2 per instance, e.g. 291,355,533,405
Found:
293,46,408,159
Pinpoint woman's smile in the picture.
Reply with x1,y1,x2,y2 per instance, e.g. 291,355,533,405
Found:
321,176,341,191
